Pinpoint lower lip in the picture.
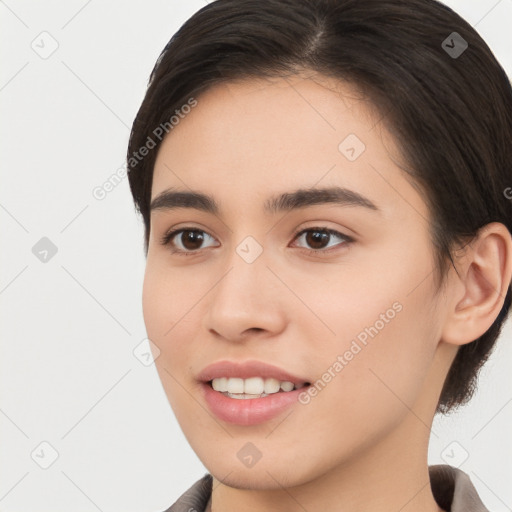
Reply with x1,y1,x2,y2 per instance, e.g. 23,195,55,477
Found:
201,382,306,426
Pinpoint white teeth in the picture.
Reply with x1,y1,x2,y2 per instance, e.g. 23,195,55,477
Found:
280,381,294,392
211,377,228,392
264,378,280,394
244,377,264,394
227,378,244,394
211,377,298,396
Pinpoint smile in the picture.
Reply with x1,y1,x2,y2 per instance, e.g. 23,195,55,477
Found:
199,360,311,425
210,376,305,398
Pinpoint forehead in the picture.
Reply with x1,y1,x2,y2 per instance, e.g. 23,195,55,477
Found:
151,74,429,223
155,74,385,164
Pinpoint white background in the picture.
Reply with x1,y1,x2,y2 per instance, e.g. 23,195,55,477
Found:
1,1,511,511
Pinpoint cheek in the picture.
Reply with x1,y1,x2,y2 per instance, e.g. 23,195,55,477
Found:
142,257,195,340
311,251,437,415
142,264,205,422
142,259,205,379
142,264,166,342
291,302,436,470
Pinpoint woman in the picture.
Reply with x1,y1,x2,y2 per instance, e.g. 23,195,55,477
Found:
126,0,512,510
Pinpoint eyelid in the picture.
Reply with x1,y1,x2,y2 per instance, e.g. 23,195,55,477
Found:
160,225,354,256
290,226,354,254
159,226,218,250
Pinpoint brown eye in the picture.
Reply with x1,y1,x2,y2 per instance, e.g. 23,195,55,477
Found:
177,230,206,251
160,228,218,254
292,228,353,254
303,230,330,249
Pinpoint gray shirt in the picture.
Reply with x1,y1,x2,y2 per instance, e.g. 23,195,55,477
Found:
162,465,489,511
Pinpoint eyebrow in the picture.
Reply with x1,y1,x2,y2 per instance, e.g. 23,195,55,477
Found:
150,186,380,215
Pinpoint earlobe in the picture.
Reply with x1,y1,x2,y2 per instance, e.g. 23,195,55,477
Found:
441,222,512,347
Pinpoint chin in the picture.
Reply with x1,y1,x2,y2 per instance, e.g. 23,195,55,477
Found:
197,445,329,491
209,463,308,490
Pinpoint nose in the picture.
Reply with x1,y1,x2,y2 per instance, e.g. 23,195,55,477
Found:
203,249,287,343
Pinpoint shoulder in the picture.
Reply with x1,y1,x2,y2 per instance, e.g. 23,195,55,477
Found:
161,473,212,512
429,464,490,512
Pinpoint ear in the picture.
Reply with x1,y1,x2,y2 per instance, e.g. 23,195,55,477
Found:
440,222,512,347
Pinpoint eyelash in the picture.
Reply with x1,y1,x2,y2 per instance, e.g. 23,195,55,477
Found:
159,226,354,257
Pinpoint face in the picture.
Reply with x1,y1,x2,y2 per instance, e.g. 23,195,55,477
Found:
143,74,450,489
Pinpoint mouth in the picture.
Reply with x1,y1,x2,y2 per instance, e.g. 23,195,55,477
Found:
198,360,311,425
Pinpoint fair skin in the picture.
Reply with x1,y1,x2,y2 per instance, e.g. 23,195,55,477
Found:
143,73,512,512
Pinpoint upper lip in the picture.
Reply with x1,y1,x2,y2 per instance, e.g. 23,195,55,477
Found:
198,360,310,386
